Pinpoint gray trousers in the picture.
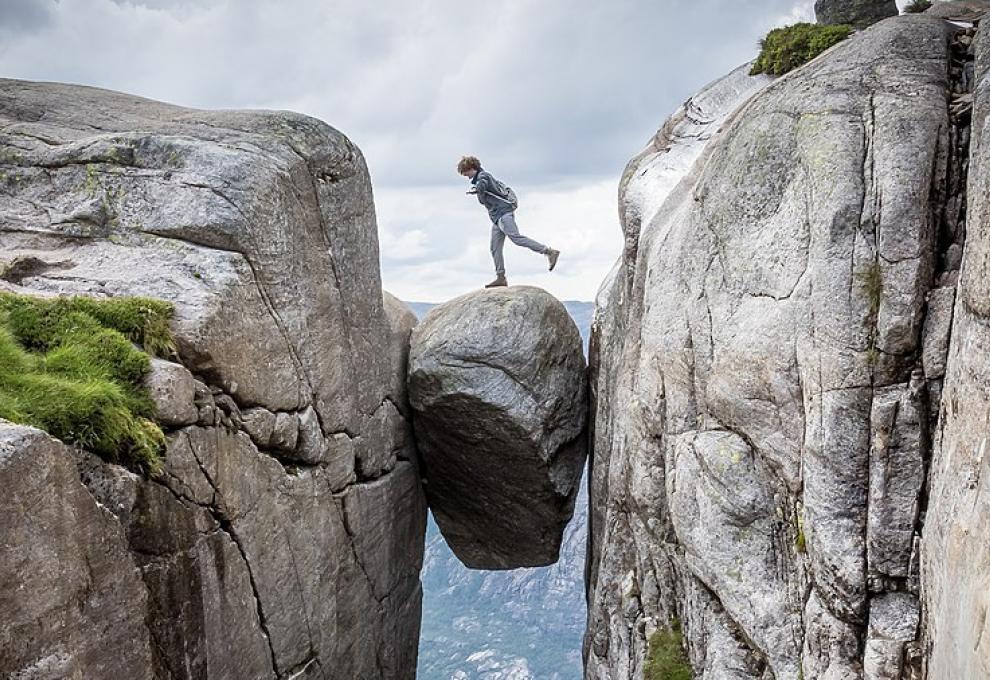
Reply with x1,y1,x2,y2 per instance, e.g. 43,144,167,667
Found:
490,213,548,275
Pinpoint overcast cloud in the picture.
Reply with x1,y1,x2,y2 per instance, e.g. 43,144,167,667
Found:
0,0,829,301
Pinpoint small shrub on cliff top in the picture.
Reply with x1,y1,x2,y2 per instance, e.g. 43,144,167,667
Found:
644,619,692,680
751,23,854,76
0,292,175,473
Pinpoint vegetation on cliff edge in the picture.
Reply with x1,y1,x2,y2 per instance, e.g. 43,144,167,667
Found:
645,619,692,680
0,292,175,474
751,23,854,76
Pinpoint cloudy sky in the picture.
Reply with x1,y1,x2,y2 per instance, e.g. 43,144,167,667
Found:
0,0,839,302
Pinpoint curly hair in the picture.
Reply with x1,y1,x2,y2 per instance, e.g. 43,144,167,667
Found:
457,155,482,174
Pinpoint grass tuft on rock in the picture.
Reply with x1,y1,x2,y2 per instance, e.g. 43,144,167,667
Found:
645,619,692,680
751,23,854,76
857,262,884,317
0,292,175,474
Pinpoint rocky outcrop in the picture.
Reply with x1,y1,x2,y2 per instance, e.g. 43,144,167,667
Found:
921,18,990,680
408,286,588,570
586,58,774,680
586,15,969,680
0,80,425,679
926,0,990,21
0,425,156,679
815,0,898,28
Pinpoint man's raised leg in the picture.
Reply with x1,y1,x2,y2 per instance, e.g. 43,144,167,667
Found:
498,214,560,271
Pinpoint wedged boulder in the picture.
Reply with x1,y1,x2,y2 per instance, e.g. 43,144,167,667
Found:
408,286,588,569
0,79,426,679
815,0,897,28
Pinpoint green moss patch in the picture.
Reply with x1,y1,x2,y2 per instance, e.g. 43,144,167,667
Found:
0,292,175,474
751,23,853,76
645,619,692,680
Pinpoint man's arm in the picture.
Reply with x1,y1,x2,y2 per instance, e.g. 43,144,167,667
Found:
473,172,492,201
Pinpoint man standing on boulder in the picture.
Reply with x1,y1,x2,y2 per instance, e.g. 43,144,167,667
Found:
458,155,560,288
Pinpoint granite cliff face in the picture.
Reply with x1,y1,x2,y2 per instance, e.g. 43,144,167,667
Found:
586,11,985,680
0,80,425,679
921,13,990,680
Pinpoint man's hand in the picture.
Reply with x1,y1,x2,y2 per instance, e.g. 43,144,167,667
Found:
466,189,478,195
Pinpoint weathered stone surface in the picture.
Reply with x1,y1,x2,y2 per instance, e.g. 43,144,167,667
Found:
0,423,154,680
0,77,389,438
922,286,956,379
271,411,299,452
0,80,426,679
586,17,955,680
156,427,426,678
867,378,927,585
384,291,418,417
926,0,990,21
863,593,919,680
922,20,990,680
668,431,803,678
294,404,325,464
145,358,199,427
815,0,897,28
241,406,277,448
408,286,588,569
325,432,358,491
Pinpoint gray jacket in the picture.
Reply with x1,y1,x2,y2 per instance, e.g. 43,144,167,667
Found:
471,169,514,223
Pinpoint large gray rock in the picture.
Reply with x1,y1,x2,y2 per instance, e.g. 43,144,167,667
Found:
586,16,958,680
0,77,388,439
926,0,990,21
0,80,426,679
922,21,990,680
0,424,155,680
815,0,898,28
384,291,418,418
408,286,587,569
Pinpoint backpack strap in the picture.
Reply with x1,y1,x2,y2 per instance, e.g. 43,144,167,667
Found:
484,190,515,206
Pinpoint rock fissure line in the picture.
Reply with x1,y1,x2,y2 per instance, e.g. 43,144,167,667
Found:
211,512,281,679
181,433,281,677
334,497,387,605
283,656,321,680
140,226,314,410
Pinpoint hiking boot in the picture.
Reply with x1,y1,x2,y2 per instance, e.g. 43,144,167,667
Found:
485,275,508,288
546,248,560,271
